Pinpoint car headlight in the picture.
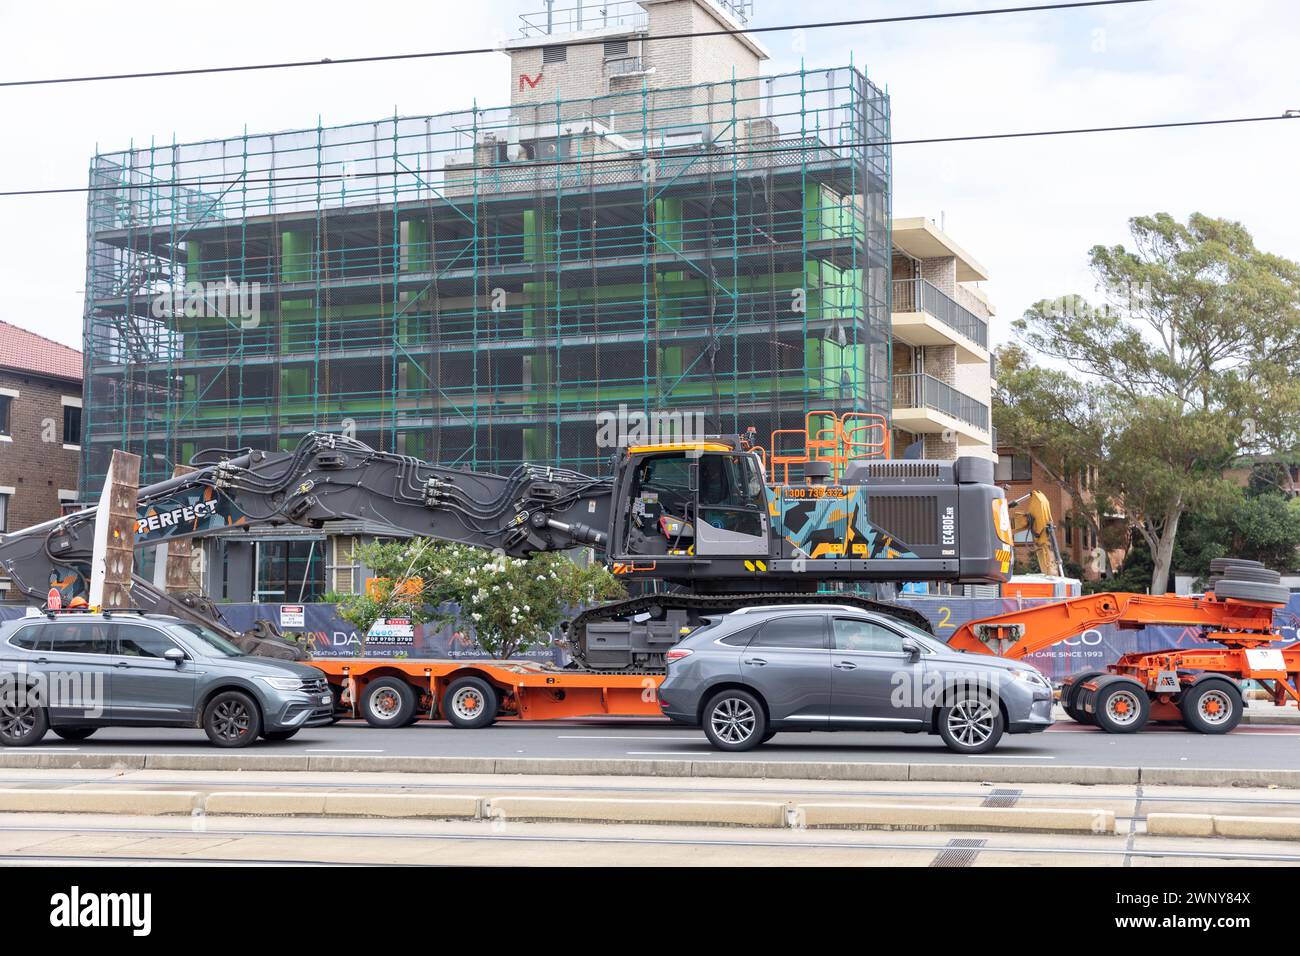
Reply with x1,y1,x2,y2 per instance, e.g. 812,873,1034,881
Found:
1013,668,1050,688
256,676,306,691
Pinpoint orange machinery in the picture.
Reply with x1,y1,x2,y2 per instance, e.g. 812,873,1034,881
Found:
948,591,1299,734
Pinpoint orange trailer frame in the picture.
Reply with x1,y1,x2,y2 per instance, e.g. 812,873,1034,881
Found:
310,657,664,724
947,591,1300,721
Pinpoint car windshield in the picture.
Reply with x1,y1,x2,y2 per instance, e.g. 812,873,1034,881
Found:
165,621,245,657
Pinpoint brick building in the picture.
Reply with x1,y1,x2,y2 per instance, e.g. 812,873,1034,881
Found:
0,321,83,546
994,444,1128,578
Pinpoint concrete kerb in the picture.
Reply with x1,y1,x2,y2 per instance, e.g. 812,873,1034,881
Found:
0,787,1115,833
1147,812,1300,840
0,752,1294,790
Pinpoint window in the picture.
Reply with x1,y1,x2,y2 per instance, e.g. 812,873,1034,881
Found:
0,492,7,533
542,45,567,64
697,454,765,537
604,39,629,58
8,625,43,651
63,405,82,446
750,615,827,650
833,618,906,653
43,622,114,655
718,625,760,646
255,539,326,602
0,394,10,437
165,621,244,658
115,623,182,659
1011,454,1032,481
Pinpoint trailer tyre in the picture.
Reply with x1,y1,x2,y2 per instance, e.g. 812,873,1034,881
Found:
443,677,498,729
1212,579,1290,605
361,678,417,728
1061,670,1103,725
1092,681,1150,733
1180,680,1242,735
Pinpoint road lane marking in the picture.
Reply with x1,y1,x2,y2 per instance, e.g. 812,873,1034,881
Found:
559,735,703,741
964,754,1055,759
305,749,385,753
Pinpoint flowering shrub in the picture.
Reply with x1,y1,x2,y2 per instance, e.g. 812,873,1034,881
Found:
331,541,624,659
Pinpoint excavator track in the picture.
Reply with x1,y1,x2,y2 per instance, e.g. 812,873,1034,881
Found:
565,591,934,672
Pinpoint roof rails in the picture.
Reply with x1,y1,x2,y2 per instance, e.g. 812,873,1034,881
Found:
731,604,866,615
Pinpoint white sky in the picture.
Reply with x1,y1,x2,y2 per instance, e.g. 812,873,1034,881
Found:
1,0,1296,350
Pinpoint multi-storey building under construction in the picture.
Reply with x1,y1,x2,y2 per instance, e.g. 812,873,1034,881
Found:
79,1,992,601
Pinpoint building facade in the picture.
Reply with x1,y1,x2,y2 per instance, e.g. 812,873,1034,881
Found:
889,217,995,461
80,0,892,600
0,321,83,598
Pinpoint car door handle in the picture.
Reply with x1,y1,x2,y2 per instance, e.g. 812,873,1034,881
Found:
834,661,857,670
743,658,767,666
114,662,129,668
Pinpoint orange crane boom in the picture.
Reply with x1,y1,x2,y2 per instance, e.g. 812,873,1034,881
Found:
947,590,1300,733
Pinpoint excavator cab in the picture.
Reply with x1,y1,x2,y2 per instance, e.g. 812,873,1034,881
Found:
618,443,769,560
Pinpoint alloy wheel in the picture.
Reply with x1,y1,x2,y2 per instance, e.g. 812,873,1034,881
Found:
212,700,252,740
710,697,756,745
947,698,995,748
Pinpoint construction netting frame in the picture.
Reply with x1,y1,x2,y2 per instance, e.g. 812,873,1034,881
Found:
80,63,892,495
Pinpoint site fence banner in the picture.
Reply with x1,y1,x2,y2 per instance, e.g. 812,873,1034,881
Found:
213,603,568,664
900,595,1300,682
2,597,1298,679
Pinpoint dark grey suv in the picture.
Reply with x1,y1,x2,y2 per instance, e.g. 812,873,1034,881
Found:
0,612,333,748
658,605,1053,754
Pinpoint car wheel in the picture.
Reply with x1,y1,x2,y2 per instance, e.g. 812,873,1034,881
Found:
937,692,1004,754
702,689,766,752
0,699,48,747
1180,680,1242,735
442,677,499,729
261,729,300,741
361,677,416,728
52,727,97,741
203,690,262,748
1092,681,1150,733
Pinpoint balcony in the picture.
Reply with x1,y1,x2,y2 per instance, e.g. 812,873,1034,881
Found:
892,372,991,446
518,2,648,37
891,278,989,364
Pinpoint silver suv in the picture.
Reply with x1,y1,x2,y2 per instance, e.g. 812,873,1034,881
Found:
658,605,1054,754
0,611,333,748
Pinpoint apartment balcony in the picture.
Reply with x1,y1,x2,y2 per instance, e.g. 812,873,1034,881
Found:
891,278,989,364
892,372,991,446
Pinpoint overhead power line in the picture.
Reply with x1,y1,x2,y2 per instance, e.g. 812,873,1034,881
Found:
0,1,1154,89
0,111,1293,200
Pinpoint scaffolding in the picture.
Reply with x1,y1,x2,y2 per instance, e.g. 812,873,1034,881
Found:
80,64,892,495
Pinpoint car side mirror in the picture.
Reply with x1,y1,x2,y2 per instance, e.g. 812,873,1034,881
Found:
901,639,921,662
164,648,185,665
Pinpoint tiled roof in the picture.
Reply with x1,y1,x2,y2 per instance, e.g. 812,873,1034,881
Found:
0,321,82,382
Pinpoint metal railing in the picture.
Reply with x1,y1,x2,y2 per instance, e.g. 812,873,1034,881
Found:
519,2,648,36
892,278,988,349
892,373,990,432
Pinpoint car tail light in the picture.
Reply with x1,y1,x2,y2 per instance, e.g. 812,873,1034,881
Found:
665,648,693,663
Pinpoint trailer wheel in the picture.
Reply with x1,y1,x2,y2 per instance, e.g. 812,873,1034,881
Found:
1061,671,1103,725
1180,680,1242,735
361,678,417,728
443,677,499,729
1092,681,1150,734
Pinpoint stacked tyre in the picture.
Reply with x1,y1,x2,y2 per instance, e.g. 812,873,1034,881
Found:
1208,558,1289,605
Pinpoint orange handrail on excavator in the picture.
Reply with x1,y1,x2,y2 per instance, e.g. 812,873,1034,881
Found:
948,585,1300,734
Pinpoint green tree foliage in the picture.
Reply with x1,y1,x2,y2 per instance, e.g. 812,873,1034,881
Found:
1175,472,1300,581
1008,213,1300,594
331,542,625,659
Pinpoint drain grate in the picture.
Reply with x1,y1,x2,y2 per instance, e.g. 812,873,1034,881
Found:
929,838,987,868
981,788,1023,808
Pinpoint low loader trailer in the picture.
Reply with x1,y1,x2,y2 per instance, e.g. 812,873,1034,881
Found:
312,657,664,728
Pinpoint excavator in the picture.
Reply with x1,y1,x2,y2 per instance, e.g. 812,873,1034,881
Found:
0,412,1016,671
